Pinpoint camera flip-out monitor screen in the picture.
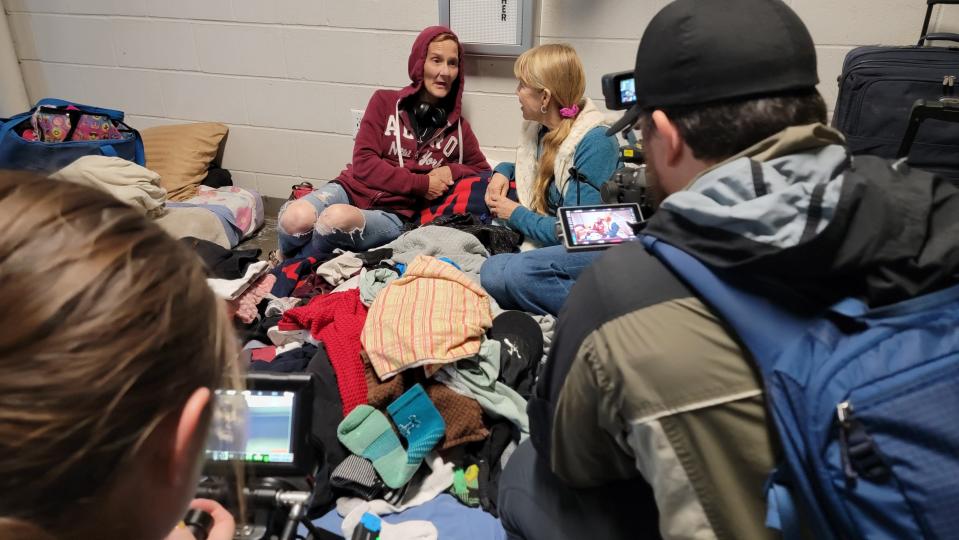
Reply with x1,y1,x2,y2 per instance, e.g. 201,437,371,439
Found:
204,373,313,476
602,70,637,110
619,77,636,108
558,203,644,251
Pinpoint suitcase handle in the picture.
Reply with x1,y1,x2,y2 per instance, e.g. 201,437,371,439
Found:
896,98,959,159
921,2,959,44
918,32,959,45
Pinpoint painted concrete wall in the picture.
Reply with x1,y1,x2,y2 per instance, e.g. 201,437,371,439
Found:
6,0,958,196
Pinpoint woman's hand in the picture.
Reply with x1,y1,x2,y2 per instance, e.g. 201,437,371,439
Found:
165,499,236,540
488,193,521,221
426,166,454,200
485,173,510,208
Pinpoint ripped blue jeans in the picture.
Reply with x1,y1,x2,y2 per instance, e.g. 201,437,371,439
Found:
277,182,405,258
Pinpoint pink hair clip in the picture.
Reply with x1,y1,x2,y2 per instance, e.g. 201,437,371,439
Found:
559,104,580,118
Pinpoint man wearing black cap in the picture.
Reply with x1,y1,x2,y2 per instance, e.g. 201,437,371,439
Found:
498,0,959,539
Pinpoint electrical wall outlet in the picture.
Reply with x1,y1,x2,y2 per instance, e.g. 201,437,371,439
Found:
351,109,364,139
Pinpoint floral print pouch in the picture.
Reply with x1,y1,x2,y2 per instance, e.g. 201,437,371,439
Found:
31,105,124,143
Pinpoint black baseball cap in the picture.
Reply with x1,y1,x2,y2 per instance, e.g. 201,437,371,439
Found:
607,0,819,135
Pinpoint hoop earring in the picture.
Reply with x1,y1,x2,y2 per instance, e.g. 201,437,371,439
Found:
540,104,548,114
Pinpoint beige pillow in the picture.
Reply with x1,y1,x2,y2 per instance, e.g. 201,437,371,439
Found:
141,122,228,201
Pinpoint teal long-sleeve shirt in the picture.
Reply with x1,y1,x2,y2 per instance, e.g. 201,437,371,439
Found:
494,126,619,246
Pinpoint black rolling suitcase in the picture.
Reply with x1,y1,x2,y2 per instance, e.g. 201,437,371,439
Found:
832,0,959,182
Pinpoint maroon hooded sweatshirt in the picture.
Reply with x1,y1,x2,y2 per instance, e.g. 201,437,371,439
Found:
335,26,491,220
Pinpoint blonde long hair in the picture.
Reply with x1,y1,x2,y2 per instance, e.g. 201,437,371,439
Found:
0,171,237,537
514,43,587,214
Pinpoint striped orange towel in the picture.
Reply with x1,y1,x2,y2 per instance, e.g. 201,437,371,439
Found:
361,255,492,380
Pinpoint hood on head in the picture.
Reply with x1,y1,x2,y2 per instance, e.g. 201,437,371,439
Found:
402,25,466,124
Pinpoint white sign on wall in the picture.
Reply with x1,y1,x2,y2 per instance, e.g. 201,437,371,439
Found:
439,0,534,56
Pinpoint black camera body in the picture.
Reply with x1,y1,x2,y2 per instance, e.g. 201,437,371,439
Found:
553,148,654,252
200,373,318,540
601,70,637,111
601,143,654,222
602,166,648,205
599,68,653,224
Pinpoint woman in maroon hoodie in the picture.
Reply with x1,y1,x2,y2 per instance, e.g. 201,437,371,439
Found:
278,26,490,258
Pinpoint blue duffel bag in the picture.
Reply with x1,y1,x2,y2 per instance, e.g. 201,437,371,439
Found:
0,98,145,173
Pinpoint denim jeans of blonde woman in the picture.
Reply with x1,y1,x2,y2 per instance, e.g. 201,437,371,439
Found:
480,245,600,316
277,182,405,258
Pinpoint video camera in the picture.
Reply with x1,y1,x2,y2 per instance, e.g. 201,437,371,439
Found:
204,373,315,477
198,372,323,540
554,70,653,253
601,69,653,220
601,144,651,210
601,70,637,111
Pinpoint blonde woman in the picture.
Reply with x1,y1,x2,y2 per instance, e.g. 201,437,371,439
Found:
0,172,237,540
481,43,618,315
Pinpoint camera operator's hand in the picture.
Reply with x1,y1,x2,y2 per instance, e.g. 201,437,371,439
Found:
165,499,235,540
488,193,521,221
485,172,510,208
426,166,454,200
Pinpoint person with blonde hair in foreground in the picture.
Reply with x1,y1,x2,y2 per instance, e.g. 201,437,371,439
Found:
0,171,237,540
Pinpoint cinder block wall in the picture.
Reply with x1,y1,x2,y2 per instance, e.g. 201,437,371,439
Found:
6,0,958,197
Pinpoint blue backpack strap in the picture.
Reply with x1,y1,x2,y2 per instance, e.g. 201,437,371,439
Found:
764,469,805,540
640,235,811,376
642,235,819,538
100,144,118,158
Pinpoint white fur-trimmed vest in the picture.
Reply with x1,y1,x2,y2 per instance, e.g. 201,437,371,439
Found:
513,97,608,211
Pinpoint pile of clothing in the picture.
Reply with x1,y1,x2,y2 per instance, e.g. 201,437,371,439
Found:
184,237,274,324
230,224,551,523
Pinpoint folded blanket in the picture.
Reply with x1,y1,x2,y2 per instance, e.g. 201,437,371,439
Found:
156,207,231,249
166,202,240,246
178,185,264,238
50,155,166,218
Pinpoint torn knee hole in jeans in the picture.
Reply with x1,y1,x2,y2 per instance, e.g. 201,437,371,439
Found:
315,214,366,239
277,204,317,237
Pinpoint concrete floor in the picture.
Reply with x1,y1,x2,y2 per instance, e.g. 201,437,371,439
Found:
236,196,282,256
236,215,278,256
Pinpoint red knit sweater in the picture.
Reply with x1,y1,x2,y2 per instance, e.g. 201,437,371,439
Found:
278,289,369,416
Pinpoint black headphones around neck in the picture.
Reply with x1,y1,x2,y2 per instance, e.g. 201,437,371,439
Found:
413,102,448,130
